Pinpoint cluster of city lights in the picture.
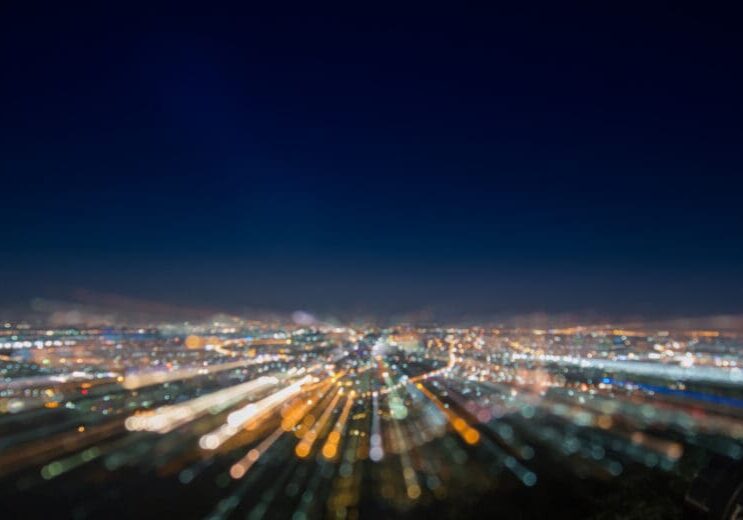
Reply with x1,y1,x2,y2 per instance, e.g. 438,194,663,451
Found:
2,321,743,517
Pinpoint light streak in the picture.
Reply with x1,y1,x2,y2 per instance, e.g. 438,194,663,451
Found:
125,376,278,433
416,382,480,445
199,376,311,450
295,386,344,458
321,392,355,460
369,393,385,462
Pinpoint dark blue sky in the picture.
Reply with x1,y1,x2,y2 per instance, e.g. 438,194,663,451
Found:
2,3,742,318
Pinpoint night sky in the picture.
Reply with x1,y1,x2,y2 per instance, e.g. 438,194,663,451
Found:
2,4,742,319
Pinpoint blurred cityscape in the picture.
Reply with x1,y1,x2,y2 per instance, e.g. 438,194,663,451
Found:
5,2,743,518
3,308,743,518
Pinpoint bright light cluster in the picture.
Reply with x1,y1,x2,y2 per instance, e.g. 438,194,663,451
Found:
1,322,743,517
